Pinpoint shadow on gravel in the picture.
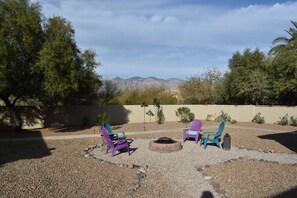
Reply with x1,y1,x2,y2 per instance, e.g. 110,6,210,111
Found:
0,130,54,166
200,191,214,198
258,131,297,153
48,126,97,133
271,185,297,198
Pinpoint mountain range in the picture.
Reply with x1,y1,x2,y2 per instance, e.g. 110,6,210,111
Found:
109,77,185,90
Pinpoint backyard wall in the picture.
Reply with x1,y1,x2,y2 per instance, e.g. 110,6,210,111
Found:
0,105,296,129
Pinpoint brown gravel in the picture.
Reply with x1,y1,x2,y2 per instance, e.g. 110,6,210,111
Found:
0,138,137,198
205,159,297,198
1,121,297,197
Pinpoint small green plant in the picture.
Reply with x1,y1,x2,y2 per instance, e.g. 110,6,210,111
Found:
215,111,231,122
175,107,195,124
252,112,265,124
146,110,154,122
230,119,237,124
157,109,165,124
276,114,289,126
206,114,213,121
97,113,110,127
82,116,90,126
290,116,297,126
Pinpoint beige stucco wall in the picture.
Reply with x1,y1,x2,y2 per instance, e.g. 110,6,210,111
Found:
0,105,296,129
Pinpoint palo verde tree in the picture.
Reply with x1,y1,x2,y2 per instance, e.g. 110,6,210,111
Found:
179,68,223,104
0,0,101,131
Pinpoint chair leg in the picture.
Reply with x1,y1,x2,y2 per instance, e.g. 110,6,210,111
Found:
216,141,221,148
204,140,207,149
106,145,112,154
127,145,130,155
112,148,117,156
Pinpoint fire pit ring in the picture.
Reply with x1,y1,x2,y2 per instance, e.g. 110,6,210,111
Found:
149,137,182,153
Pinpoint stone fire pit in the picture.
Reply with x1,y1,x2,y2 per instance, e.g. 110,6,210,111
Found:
149,137,182,153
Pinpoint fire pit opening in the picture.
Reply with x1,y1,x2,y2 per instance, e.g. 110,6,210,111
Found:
149,137,182,153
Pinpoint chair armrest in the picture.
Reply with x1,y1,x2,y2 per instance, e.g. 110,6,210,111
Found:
114,131,126,139
116,139,127,144
202,132,216,137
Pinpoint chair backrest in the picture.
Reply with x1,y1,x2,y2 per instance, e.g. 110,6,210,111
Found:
215,122,225,139
190,119,202,131
101,126,114,147
103,121,112,134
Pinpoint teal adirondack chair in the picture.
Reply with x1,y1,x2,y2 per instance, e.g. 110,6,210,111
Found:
200,122,225,149
103,121,126,140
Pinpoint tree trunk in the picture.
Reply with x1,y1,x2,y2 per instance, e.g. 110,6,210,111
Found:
1,97,22,132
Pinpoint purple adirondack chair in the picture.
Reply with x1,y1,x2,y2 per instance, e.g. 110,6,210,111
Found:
101,126,130,156
183,119,202,144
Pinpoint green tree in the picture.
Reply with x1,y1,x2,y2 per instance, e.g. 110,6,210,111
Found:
0,0,101,131
116,86,177,105
0,0,43,131
269,21,297,55
269,21,297,105
224,48,271,104
179,77,210,104
98,80,121,105
179,68,223,104
201,67,222,85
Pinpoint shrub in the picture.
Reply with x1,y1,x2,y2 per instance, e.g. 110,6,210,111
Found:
230,119,237,124
206,114,214,121
276,114,289,126
97,113,110,127
157,109,165,124
215,111,231,122
290,116,297,126
252,112,265,124
175,107,195,123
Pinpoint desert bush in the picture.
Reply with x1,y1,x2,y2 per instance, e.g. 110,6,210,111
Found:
157,109,165,124
290,116,297,126
215,111,231,122
97,113,110,127
230,119,237,124
175,107,195,123
252,112,265,124
206,114,214,121
276,114,289,126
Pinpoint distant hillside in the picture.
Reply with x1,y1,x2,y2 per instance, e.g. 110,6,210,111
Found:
109,77,185,90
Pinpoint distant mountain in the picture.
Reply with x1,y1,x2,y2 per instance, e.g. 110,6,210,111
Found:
109,76,185,90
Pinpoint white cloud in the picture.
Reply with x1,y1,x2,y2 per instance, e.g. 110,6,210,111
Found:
32,0,297,79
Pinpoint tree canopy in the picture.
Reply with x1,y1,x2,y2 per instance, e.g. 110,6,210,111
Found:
224,48,271,105
0,0,101,131
269,21,297,105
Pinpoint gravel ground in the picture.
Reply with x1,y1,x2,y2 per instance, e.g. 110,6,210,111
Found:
0,138,137,198
1,121,297,198
91,138,297,198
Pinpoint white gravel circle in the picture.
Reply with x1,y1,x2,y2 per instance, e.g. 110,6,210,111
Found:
91,139,297,198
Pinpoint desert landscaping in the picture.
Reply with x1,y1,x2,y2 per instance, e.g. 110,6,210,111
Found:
1,121,297,198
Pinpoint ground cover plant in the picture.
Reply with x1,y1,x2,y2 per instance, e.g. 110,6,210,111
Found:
215,111,231,122
252,112,265,124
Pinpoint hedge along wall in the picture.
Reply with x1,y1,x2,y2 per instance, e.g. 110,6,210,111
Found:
0,105,296,129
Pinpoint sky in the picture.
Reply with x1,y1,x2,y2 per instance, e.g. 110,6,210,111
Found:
32,0,297,80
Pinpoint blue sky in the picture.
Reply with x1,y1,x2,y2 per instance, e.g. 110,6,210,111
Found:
33,0,297,79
